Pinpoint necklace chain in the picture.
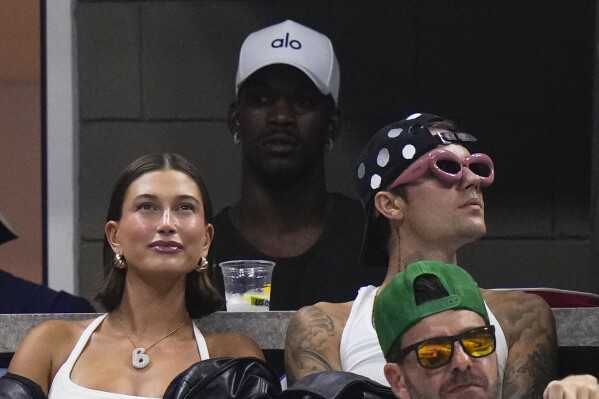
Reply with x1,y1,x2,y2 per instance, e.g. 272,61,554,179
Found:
115,313,187,352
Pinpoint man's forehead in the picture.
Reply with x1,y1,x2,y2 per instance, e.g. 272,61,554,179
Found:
436,143,472,157
241,64,317,91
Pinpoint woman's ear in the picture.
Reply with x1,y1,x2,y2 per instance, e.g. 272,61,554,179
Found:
203,223,214,257
384,363,411,399
105,221,121,254
374,191,405,222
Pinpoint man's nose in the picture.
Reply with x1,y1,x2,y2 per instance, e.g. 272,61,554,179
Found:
269,98,296,125
451,342,473,371
461,165,482,189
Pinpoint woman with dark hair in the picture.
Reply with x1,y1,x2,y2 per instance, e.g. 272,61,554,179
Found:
6,153,265,398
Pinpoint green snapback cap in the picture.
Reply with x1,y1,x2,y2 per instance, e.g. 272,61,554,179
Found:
374,260,488,360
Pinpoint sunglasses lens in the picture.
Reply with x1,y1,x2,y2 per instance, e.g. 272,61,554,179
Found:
417,341,453,369
461,330,496,357
469,163,492,178
436,160,461,175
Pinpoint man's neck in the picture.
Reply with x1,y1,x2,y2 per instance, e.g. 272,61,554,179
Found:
238,164,329,216
230,168,332,257
381,237,459,287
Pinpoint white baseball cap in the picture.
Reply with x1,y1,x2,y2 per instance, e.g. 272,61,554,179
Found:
235,20,340,105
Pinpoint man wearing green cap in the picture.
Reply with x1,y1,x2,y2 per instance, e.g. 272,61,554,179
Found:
374,261,501,399
285,113,557,398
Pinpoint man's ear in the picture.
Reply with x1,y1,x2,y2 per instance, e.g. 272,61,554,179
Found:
326,108,341,142
227,102,240,136
384,363,410,399
105,221,121,254
374,190,405,222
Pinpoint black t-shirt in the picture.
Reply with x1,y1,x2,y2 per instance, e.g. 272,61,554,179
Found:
208,194,387,310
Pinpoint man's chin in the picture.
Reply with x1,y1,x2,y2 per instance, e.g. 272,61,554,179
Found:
253,160,316,185
256,165,305,186
460,221,487,241
406,385,490,399
442,385,488,398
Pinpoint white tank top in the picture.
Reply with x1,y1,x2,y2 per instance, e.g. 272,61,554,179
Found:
48,314,209,399
339,286,388,386
340,285,507,391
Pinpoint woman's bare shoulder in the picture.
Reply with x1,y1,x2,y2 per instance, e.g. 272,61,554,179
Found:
15,318,94,354
9,317,97,394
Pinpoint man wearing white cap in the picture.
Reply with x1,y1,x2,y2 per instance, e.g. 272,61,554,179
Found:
209,20,385,311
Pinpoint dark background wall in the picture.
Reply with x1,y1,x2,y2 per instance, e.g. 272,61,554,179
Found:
75,0,596,306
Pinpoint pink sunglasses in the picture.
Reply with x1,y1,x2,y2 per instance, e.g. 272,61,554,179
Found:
388,148,495,189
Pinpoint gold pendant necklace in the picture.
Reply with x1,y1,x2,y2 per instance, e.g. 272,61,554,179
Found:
115,313,187,369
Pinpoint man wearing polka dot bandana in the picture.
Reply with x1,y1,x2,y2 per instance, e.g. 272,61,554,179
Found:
285,112,558,398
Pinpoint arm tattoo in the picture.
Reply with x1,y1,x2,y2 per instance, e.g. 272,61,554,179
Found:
285,307,340,384
503,342,556,398
496,293,558,399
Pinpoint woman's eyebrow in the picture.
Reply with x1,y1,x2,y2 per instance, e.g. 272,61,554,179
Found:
176,195,201,204
133,194,200,204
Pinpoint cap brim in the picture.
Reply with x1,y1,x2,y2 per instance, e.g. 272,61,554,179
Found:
236,62,336,105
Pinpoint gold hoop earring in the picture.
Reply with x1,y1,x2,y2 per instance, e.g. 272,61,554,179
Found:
196,257,209,272
115,253,127,269
326,138,334,151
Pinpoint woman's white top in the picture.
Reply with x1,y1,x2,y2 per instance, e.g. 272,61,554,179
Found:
48,314,209,399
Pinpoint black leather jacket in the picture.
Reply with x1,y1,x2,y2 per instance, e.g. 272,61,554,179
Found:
164,357,282,399
280,371,395,399
0,373,46,399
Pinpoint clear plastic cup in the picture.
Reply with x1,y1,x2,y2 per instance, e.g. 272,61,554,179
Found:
219,260,275,312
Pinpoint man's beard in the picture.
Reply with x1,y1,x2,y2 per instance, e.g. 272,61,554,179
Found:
454,219,486,247
403,369,501,399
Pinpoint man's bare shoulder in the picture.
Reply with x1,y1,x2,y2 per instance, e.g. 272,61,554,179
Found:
482,289,553,321
312,300,353,322
482,288,555,346
290,301,353,331
284,301,353,385
482,289,557,399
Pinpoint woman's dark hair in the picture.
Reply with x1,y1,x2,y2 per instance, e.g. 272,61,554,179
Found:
95,153,224,317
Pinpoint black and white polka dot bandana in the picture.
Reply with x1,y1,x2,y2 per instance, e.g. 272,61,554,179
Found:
355,112,478,266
